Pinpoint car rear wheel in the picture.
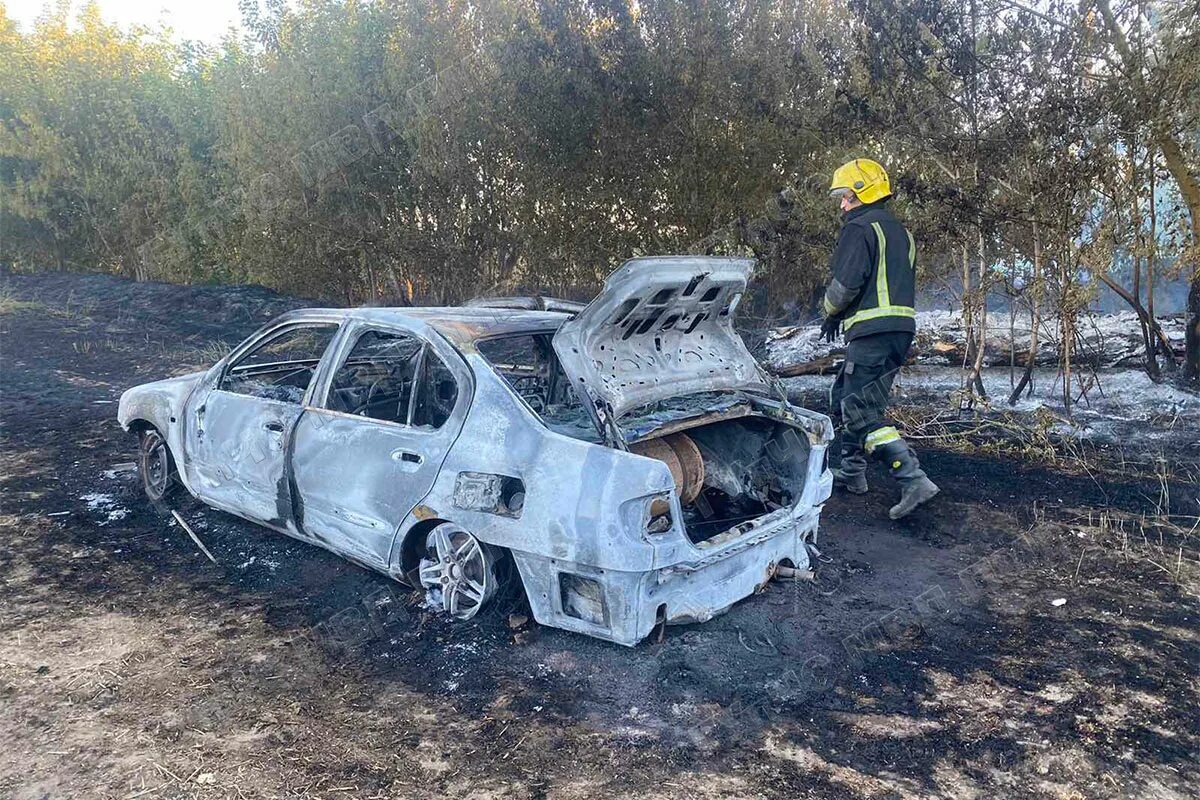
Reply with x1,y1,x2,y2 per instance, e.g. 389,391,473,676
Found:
138,428,177,503
417,522,500,620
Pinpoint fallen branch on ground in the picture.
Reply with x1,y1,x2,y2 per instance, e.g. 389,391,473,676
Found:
170,510,218,564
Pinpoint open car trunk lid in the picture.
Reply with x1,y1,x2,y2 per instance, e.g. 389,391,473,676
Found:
552,257,774,435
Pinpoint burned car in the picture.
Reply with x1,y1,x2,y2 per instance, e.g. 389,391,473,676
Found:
119,257,833,645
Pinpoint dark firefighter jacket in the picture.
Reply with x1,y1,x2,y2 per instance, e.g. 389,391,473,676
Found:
822,200,917,341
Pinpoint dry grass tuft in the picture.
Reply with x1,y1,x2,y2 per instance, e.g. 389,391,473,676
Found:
0,285,46,315
1054,506,1200,589
893,403,1089,467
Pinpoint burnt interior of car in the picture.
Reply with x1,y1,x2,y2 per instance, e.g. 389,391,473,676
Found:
477,333,599,441
326,330,458,428
630,416,809,545
327,330,422,421
221,324,339,404
219,324,457,427
478,336,810,546
224,359,321,403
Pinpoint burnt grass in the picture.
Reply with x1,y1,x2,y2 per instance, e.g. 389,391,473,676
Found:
1,270,1197,799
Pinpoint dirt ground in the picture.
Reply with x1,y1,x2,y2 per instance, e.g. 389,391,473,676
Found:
1,271,1198,799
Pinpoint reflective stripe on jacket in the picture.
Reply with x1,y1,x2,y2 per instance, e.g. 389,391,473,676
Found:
821,201,918,341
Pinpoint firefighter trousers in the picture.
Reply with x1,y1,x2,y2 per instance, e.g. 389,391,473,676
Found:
829,330,913,455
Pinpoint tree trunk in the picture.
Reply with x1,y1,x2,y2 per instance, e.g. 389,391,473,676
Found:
970,223,989,398
1060,253,1073,416
1147,145,1160,366
1098,272,1178,369
959,241,974,410
1009,218,1042,404
1188,280,1200,382
1150,128,1199,382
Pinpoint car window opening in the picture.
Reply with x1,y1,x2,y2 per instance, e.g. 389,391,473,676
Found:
477,333,598,442
221,323,339,404
328,329,458,429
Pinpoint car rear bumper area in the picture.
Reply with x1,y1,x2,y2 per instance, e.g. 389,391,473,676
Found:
511,507,821,646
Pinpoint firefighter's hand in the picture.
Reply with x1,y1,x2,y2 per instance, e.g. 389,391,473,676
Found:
820,316,841,343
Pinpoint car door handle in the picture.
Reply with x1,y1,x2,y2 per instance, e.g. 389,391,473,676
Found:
391,449,422,465
264,421,285,433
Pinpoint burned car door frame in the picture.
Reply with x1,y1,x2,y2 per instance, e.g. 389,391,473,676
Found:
287,318,473,571
184,318,342,528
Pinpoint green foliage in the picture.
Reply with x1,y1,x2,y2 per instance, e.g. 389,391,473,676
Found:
0,3,210,277
0,0,1196,329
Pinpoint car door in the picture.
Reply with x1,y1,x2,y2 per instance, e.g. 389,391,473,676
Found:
185,320,341,528
289,320,470,570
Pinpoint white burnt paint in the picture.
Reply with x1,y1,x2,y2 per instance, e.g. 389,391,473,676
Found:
118,258,834,646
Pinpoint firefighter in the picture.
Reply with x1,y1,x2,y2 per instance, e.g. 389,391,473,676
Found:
820,158,939,519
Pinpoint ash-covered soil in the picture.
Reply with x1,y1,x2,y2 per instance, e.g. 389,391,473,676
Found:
1,271,1198,799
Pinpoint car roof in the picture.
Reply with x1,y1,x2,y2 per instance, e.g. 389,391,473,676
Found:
278,306,571,346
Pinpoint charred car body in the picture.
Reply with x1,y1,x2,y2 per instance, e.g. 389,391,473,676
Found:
119,257,833,645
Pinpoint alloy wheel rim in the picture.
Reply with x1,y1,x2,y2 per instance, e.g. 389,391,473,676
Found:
418,524,495,620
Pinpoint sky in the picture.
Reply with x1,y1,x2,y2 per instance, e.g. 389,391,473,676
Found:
4,0,246,43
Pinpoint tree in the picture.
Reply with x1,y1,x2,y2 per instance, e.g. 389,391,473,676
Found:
0,3,208,277
1094,0,1200,382
0,0,1196,392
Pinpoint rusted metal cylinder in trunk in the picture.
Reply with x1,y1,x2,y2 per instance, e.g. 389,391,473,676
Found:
630,432,705,505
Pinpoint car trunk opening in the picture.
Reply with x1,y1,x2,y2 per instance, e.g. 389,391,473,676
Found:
629,410,811,546
476,337,817,546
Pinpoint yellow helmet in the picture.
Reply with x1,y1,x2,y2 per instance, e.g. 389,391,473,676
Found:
829,158,891,204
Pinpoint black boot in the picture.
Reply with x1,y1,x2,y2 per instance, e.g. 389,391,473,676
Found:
873,437,939,519
832,441,868,494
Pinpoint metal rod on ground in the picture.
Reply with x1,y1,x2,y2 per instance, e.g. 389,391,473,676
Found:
170,510,218,564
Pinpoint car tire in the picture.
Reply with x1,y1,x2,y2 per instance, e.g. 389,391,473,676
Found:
417,522,504,620
138,427,178,505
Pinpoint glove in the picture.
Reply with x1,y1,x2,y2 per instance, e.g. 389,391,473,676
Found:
820,316,841,343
